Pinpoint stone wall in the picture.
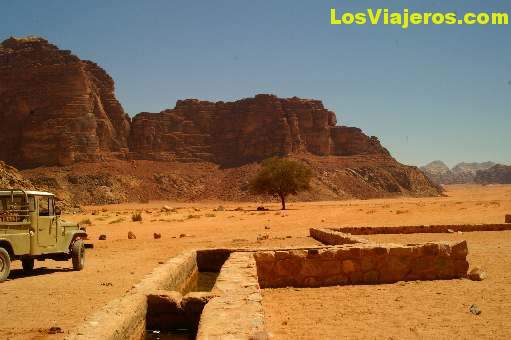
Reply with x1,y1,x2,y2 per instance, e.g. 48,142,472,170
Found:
254,241,469,288
326,224,511,235
67,251,198,340
197,252,266,339
310,228,369,245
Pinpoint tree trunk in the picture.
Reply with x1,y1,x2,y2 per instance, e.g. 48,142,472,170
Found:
279,193,286,210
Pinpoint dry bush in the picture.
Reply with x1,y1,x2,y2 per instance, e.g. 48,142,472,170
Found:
131,212,143,222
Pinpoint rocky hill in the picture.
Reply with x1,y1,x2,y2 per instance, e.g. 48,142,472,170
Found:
474,164,511,184
0,37,130,168
0,36,442,203
421,161,496,184
0,161,33,189
129,95,388,165
21,155,440,205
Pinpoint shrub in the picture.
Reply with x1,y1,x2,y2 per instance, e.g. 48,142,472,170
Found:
131,212,143,222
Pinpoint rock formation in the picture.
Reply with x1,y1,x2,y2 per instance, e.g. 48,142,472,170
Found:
129,94,389,165
1,36,442,202
0,37,131,168
421,161,496,184
474,164,511,184
0,161,33,189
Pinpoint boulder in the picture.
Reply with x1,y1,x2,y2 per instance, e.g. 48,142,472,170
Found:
468,267,487,281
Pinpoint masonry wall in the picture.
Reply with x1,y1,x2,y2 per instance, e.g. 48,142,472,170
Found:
254,241,469,288
197,252,266,339
327,224,511,235
310,228,369,245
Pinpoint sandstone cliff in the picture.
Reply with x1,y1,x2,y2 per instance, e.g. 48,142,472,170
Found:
0,37,130,168
129,95,389,165
1,36,441,202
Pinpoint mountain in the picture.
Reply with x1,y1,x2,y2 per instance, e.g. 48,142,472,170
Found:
421,161,498,184
474,164,511,184
0,36,442,203
0,36,130,168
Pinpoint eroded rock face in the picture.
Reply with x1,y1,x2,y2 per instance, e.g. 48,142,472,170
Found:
474,164,511,184
0,37,130,168
129,94,389,165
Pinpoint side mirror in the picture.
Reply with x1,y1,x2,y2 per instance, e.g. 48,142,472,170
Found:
55,207,62,216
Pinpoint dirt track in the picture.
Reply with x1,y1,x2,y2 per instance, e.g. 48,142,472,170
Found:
0,184,510,339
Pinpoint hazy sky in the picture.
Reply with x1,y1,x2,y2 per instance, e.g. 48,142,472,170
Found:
2,1,509,167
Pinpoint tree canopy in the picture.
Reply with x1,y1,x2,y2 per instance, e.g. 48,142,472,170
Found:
249,157,312,210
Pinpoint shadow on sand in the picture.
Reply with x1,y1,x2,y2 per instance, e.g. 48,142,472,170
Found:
8,267,73,280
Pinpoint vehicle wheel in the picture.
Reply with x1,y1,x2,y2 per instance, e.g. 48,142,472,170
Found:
0,248,11,283
71,239,85,271
22,258,35,272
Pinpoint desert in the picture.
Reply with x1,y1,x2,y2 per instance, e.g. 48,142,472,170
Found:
0,185,510,339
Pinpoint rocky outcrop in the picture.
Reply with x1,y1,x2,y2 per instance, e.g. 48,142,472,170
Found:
129,95,389,165
0,37,130,168
474,164,511,184
421,161,497,184
0,161,33,189
0,36,441,201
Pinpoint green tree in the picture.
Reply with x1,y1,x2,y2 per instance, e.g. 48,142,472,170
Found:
249,158,313,210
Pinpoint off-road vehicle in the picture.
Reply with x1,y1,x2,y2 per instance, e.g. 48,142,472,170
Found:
0,189,87,282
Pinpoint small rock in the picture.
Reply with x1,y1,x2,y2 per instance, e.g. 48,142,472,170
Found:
457,231,463,235
214,205,225,211
257,234,269,241
447,229,454,233
128,231,136,239
234,207,244,211
48,326,63,334
469,304,481,315
98,234,107,241
264,225,271,230
257,206,269,211
468,267,487,281
153,233,162,239
179,233,194,238
286,235,292,238
161,205,172,212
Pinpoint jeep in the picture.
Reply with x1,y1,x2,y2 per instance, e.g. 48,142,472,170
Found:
0,189,87,282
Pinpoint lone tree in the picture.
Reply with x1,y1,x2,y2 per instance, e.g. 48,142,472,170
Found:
249,157,312,210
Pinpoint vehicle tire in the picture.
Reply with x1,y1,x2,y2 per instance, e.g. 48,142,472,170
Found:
22,258,35,272
0,248,11,283
71,239,85,271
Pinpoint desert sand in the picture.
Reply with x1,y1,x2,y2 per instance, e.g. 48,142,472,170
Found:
0,184,510,339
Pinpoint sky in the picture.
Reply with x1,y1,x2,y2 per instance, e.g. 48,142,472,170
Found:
1,0,510,167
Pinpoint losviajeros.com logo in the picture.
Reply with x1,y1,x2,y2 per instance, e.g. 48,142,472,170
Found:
330,8,509,29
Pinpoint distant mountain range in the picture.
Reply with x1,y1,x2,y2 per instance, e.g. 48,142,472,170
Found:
420,161,505,184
